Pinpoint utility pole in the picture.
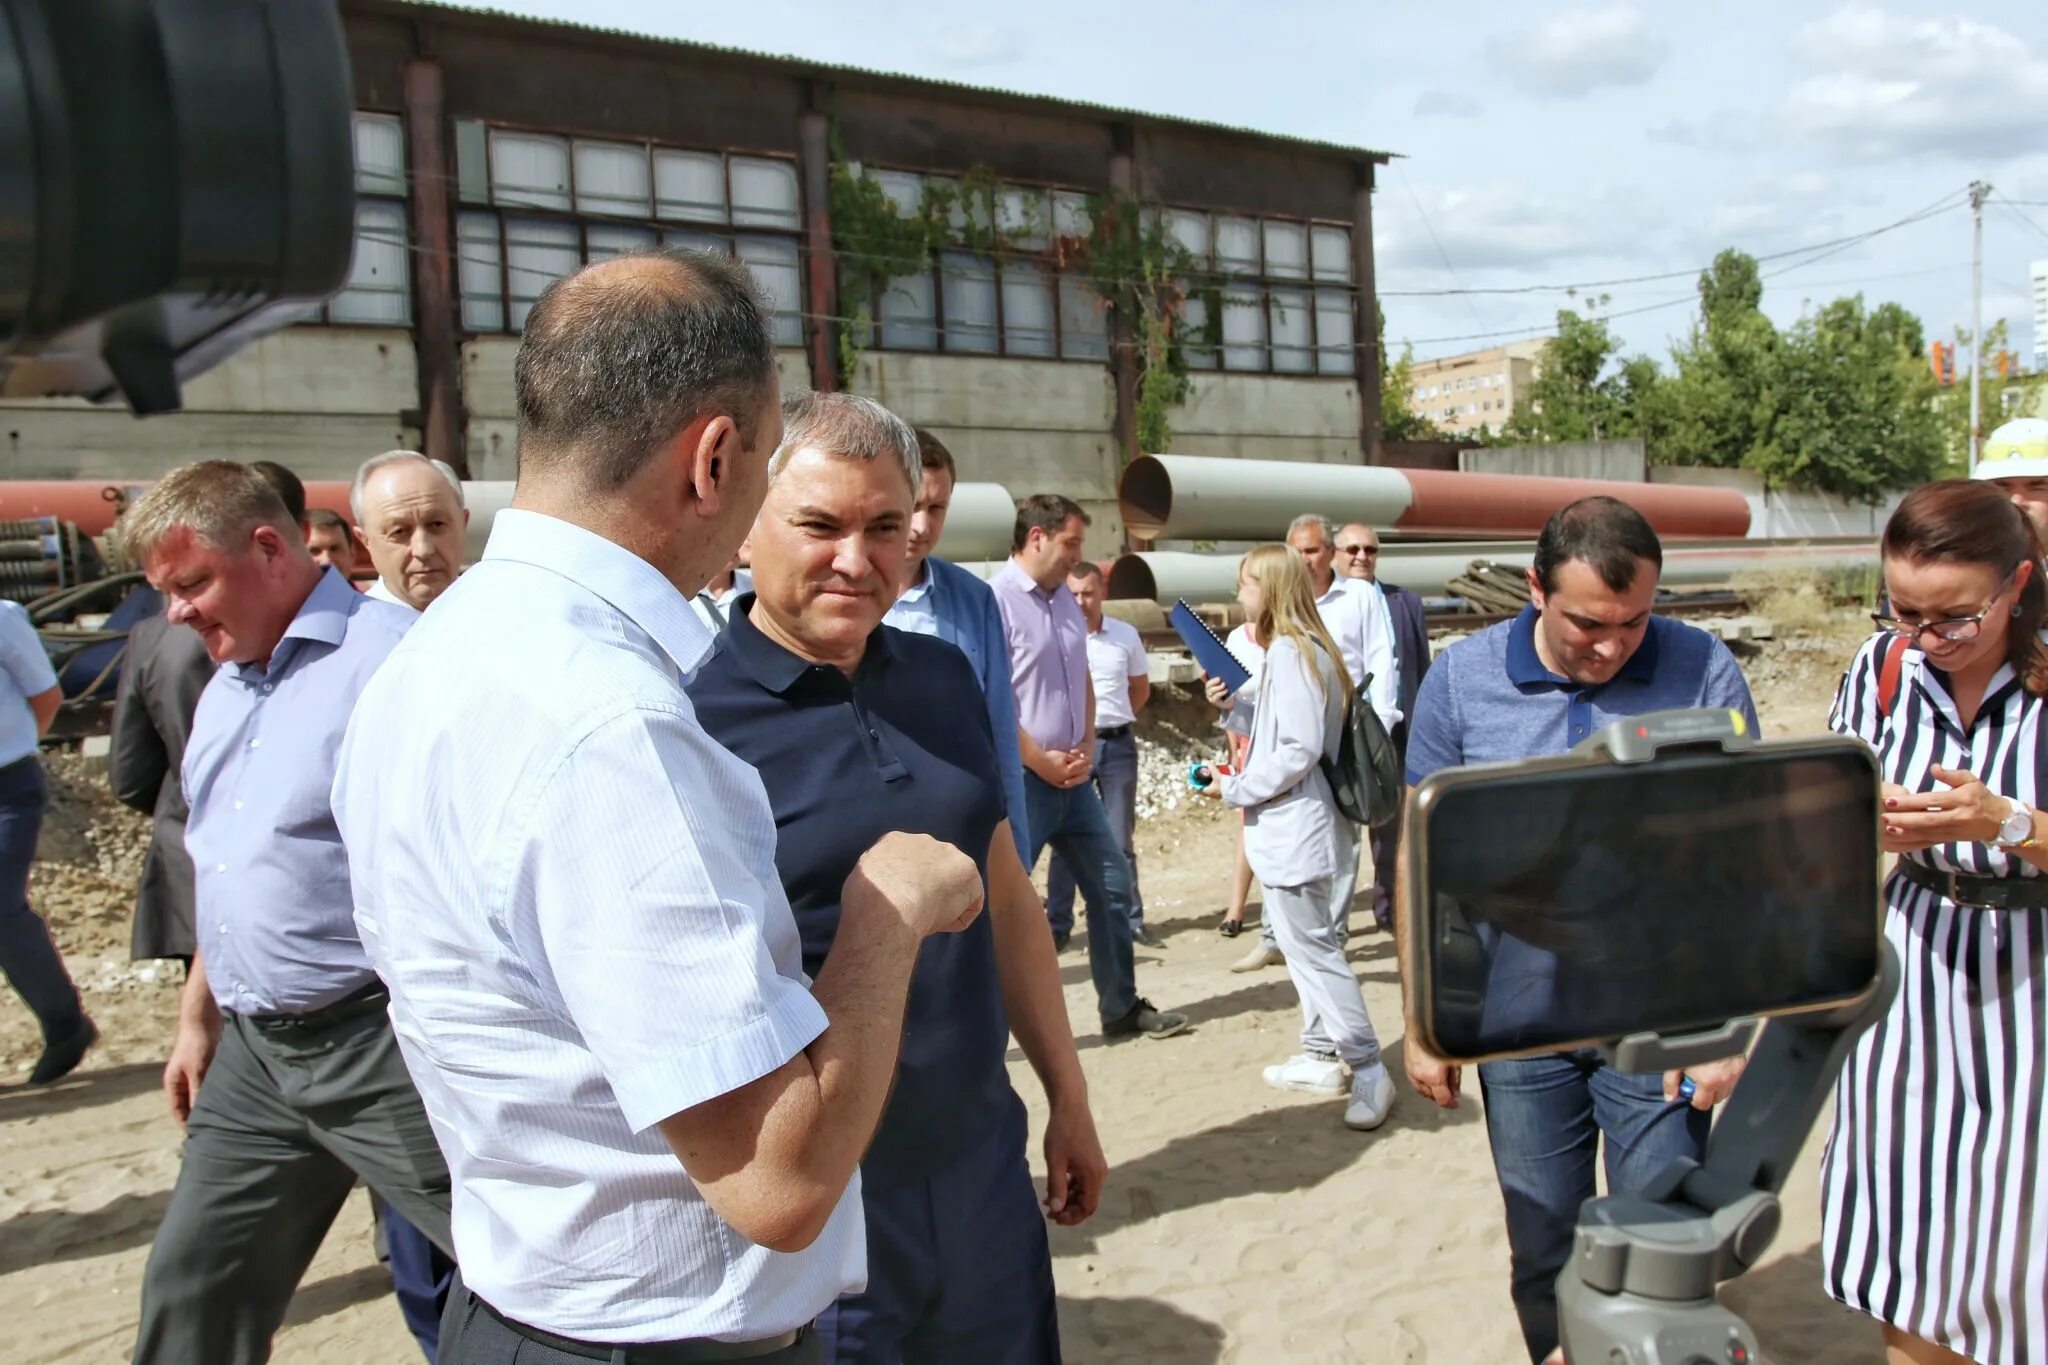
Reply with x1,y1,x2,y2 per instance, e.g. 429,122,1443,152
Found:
1970,180,1992,466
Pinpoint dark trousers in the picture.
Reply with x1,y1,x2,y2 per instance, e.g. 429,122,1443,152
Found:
1369,727,1407,930
439,1277,822,1364
1023,772,1138,1023
378,1194,457,1361
816,1108,1058,1365
1045,730,1143,933
132,1006,455,1365
1478,1051,1709,1364
0,757,85,1040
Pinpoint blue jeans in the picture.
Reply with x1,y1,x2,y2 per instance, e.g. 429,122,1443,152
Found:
1478,1051,1710,1364
1045,731,1143,933
1023,772,1138,1023
378,1196,455,1361
0,757,85,1040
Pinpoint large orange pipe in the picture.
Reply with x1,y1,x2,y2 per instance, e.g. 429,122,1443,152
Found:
1397,468,1751,539
0,480,356,536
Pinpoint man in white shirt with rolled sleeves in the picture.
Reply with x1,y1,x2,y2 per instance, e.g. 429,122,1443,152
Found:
333,248,983,1365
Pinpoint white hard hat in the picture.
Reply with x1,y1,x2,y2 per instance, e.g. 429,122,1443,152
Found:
1973,418,2048,482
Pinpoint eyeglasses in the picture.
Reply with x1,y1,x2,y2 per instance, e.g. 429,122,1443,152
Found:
1871,567,2020,643
1337,544,1380,558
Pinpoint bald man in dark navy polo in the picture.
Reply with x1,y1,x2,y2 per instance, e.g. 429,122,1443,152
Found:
687,393,1105,1365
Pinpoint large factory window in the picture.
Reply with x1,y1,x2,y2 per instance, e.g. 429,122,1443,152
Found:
1160,207,1357,376
450,121,805,342
316,112,412,326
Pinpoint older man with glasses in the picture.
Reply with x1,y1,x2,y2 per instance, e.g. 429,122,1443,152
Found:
1336,522,1431,931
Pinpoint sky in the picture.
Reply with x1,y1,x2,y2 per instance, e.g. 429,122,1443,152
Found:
465,0,2048,370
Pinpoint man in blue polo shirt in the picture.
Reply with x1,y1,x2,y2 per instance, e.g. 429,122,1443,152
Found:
1399,496,1754,1365
689,392,1104,1364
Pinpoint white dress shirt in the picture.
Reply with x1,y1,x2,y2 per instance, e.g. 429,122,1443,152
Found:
1314,578,1401,729
333,510,861,1343
363,575,419,615
886,559,937,637
1086,617,1147,730
1219,636,1349,888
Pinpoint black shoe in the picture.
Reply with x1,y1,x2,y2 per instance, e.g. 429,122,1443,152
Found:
1052,931,1070,953
29,1016,98,1086
1134,926,1166,950
1102,997,1189,1040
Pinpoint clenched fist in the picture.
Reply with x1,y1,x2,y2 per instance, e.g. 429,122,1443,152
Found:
845,831,984,938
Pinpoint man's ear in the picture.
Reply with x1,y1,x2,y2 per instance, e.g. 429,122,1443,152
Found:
1524,566,1545,611
680,413,737,519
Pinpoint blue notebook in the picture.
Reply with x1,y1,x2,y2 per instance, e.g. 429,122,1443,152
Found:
1169,599,1252,695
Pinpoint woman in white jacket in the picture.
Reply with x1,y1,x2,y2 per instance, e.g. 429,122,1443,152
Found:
1198,545,1395,1130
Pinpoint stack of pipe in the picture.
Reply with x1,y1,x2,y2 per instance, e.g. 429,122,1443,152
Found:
0,479,1027,566
0,515,102,602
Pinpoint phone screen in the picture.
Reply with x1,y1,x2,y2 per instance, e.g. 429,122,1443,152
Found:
1420,745,1882,1060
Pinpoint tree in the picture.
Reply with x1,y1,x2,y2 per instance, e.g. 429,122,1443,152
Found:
1377,303,1445,442
1932,319,2048,475
1499,299,1653,442
1751,297,1944,502
1649,250,1780,473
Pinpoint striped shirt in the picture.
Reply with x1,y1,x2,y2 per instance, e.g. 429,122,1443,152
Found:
1822,631,2048,1363
333,509,861,1343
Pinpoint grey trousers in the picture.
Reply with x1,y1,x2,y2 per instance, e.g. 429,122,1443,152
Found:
1265,876,1383,1071
132,1005,454,1365
440,1280,823,1364
1260,822,1361,951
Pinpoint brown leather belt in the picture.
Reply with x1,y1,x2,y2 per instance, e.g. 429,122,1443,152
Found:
473,1293,807,1363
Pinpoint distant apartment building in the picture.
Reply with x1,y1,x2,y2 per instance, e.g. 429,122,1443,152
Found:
1407,338,1547,436
2033,260,2047,370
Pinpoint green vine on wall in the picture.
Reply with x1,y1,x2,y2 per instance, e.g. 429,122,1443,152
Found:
827,137,1204,451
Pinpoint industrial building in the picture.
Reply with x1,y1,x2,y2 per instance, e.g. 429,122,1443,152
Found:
0,1,1396,554
1404,339,1547,437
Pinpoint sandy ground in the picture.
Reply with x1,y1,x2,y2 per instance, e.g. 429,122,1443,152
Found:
0,619,1889,1363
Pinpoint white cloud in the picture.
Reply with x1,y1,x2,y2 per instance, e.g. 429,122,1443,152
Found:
1485,6,1669,98
926,25,1024,69
1785,7,2048,161
1413,89,1481,118
1376,182,1666,276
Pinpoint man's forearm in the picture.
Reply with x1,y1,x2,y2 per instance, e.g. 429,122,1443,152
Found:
987,831,1087,1106
795,909,924,1190
180,952,218,1028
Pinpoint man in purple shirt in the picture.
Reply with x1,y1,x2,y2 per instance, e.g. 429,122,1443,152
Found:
992,494,1186,1040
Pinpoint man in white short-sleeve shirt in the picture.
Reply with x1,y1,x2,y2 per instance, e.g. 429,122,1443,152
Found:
333,249,984,1365
1046,561,1155,946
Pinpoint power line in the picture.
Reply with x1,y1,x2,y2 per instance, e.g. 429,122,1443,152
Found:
1379,187,1968,299
1994,193,2048,247
1391,163,1488,330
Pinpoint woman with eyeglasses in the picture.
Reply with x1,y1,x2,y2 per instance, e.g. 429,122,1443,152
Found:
1823,479,2048,1365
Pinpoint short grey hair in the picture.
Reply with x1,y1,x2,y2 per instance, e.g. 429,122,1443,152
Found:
1288,513,1333,542
351,450,465,523
769,392,920,493
119,460,301,567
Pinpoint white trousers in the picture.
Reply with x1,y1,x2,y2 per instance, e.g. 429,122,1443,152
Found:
1264,874,1383,1072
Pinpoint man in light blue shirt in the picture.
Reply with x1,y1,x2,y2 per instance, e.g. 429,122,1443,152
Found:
885,429,1030,863
0,597,94,1084
117,461,454,1365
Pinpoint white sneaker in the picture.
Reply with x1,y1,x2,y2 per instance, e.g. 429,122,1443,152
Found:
1344,1063,1396,1130
1262,1053,1348,1096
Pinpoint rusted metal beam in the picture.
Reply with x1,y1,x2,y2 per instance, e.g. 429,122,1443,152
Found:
403,58,468,476
798,100,839,392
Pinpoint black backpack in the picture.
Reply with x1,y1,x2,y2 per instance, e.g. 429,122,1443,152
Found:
1320,673,1403,829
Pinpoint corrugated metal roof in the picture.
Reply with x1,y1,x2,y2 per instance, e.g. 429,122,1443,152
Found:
376,0,1397,162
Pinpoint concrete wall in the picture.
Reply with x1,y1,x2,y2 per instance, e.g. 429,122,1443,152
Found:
1649,465,1900,538
1462,438,1647,482
462,339,813,481
847,352,1123,555
1171,373,1364,467
0,329,420,479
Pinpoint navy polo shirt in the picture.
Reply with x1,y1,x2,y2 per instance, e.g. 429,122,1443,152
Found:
686,595,1016,1177
1405,606,1759,1048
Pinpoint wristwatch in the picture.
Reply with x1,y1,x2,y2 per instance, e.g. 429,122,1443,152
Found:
1997,800,2037,848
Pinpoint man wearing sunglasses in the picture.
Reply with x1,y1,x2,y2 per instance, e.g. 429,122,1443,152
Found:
1337,523,1431,932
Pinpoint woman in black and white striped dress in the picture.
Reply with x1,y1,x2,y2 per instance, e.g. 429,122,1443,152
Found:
1825,479,2048,1365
